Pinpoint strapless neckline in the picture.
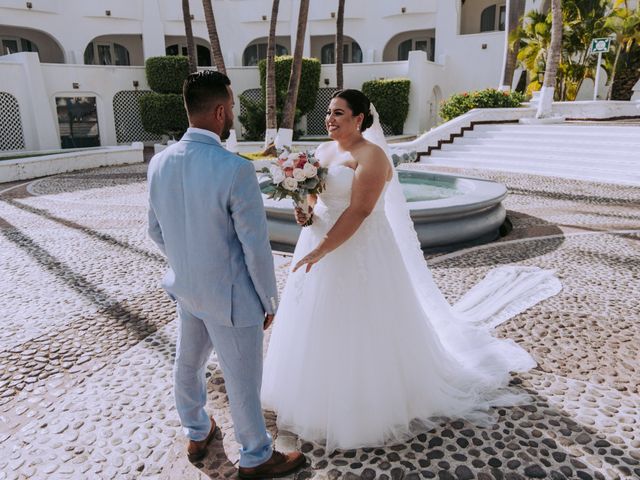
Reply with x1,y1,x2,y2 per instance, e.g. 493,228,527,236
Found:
326,164,355,173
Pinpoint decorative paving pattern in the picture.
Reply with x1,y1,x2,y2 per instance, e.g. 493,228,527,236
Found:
0,162,639,479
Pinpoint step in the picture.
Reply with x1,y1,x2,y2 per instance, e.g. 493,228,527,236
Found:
464,129,640,142
424,152,636,172
440,142,640,156
428,150,640,167
425,155,637,177
452,135,640,148
420,157,640,185
471,124,640,134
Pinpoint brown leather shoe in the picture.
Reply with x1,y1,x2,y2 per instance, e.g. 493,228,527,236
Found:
187,417,217,462
238,450,306,479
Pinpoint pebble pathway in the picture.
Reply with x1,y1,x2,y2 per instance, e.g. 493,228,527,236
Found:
0,161,638,479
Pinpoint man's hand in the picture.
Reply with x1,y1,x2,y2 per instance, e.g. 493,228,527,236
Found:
264,313,275,330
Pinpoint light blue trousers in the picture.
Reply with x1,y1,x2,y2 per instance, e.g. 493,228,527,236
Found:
173,304,273,468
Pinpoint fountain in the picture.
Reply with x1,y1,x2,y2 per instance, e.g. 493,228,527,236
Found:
261,169,508,250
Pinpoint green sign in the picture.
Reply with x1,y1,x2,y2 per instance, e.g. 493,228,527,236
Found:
590,38,611,54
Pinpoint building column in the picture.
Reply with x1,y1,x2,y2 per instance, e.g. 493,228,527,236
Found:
405,50,430,135
11,53,60,150
142,0,166,60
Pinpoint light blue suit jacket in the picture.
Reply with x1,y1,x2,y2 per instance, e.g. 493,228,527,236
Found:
147,130,278,328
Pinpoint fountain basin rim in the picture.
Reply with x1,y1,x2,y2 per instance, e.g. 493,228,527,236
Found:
260,171,507,218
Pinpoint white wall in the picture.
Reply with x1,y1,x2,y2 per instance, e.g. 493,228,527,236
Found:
0,53,60,150
5,0,632,150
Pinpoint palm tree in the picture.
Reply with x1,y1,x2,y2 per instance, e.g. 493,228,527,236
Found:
511,0,610,101
604,0,640,99
510,10,550,95
265,0,280,147
181,0,197,73
500,0,526,90
280,0,310,138
336,0,345,90
202,0,226,74
536,0,562,118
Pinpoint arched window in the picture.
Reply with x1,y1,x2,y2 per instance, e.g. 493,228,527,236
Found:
397,38,434,61
242,43,288,66
480,4,506,32
84,42,130,65
1,37,38,56
165,44,212,67
320,42,363,64
480,5,496,32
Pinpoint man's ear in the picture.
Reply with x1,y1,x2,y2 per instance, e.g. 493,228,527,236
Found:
215,103,225,122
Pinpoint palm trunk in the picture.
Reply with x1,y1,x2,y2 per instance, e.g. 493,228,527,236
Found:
202,0,226,74
182,0,197,73
501,0,526,89
265,0,280,139
336,0,345,90
280,0,310,131
536,0,562,118
606,43,622,100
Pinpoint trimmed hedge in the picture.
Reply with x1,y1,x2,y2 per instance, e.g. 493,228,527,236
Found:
239,56,319,139
238,95,302,141
145,56,190,94
258,56,321,115
139,93,188,138
439,89,525,122
362,78,410,135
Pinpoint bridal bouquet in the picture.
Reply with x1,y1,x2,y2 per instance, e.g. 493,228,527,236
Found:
261,147,327,227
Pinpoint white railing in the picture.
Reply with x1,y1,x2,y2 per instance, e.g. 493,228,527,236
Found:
393,100,640,155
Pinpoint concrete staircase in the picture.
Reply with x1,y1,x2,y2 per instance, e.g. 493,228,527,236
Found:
421,123,640,185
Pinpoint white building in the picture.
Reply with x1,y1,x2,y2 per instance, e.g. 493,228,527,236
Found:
1,0,551,151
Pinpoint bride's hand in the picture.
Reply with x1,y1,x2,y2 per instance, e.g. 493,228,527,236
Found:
294,206,313,225
293,248,326,273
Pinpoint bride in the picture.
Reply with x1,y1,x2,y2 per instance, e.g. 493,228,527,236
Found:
261,89,561,451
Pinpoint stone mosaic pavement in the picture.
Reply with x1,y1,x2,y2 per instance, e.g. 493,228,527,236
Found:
0,161,638,480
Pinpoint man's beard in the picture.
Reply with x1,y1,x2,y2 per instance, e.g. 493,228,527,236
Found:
220,117,233,141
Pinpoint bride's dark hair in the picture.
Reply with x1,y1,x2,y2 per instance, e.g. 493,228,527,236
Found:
331,89,374,132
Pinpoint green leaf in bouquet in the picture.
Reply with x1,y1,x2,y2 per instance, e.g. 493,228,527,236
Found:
262,184,276,195
302,178,319,190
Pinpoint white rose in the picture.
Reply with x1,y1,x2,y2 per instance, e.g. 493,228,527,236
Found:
282,177,298,191
292,168,306,181
283,159,294,168
302,163,318,178
288,152,300,162
270,167,285,184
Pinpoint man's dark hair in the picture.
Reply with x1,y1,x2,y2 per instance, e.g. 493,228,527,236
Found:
183,70,231,116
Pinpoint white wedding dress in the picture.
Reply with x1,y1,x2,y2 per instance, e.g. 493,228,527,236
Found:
261,108,561,451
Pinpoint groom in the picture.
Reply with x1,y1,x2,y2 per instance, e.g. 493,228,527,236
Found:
147,70,305,477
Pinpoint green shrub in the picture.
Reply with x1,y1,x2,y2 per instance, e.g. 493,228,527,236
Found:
362,78,410,135
145,56,190,94
238,95,303,141
439,89,525,122
139,93,188,138
240,56,317,140
257,56,321,115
